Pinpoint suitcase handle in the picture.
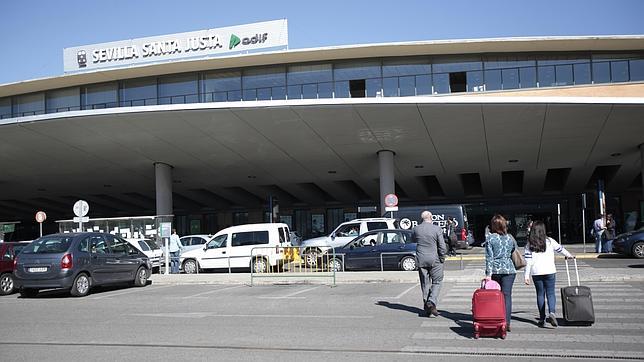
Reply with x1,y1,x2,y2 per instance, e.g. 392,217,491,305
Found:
564,258,580,286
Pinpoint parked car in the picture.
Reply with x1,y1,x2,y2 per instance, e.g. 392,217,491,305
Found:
126,238,163,269
611,227,644,259
13,233,151,297
179,234,211,253
328,229,416,272
299,218,398,267
0,242,31,295
180,223,291,274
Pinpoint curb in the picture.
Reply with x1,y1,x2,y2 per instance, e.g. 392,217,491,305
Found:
445,253,600,261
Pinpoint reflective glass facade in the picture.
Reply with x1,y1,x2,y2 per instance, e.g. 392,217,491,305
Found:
1,51,643,119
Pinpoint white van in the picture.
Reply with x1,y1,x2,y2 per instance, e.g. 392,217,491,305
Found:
180,223,291,274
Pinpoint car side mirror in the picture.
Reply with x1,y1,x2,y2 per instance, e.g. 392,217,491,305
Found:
349,245,354,250
331,233,336,240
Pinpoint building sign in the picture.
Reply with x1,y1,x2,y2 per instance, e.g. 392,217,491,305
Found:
63,19,288,73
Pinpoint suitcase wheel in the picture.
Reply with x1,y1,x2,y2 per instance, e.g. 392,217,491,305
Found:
474,332,480,339
501,332,506,339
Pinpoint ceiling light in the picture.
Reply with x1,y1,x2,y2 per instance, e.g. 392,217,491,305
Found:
247,175,256,179
610,153,621,157
508,159,519,163
327,170,337,174
103,184,112,188
414,165,424,169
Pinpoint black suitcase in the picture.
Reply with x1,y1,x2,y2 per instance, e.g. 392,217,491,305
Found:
560,258,595,325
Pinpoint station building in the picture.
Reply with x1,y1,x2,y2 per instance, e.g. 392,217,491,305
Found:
0,20,643,241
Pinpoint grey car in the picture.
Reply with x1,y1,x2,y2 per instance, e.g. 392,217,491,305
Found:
14,232,151,298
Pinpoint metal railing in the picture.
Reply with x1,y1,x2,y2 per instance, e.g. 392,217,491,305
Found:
249,246,336,286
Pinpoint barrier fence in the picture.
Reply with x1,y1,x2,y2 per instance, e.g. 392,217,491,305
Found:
250,246,336,286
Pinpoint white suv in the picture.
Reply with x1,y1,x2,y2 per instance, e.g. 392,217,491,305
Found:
299,218,397,266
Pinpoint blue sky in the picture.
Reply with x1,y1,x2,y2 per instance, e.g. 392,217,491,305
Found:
1,0,643,84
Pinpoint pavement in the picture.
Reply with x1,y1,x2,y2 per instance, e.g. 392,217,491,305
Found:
150,243,644,285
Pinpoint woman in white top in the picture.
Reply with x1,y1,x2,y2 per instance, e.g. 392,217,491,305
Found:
524,221,574,328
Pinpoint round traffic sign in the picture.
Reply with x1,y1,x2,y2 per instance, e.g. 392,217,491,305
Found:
73,200,89,217
384,193,399,207
35,211,47,223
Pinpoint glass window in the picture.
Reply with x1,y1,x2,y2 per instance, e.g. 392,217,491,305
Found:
335,223,360,237
467,71,484,92
158,73,198,104
334,81,349,98
484,69,502,91
82,82,118,109
232,212,248,226
0,97,11,119
382,58,430,77
538,65,556,87
555,64,573,86
3,247,11,260
206,234,227,249
22,236,73,254
287,63,333,99
202,70,242,102
630,59,644,81
432,73,450,94
366,78,382,97
137,240,151,251
382,231,406,244
78,238,89,253
611,60,629,82
13,93,45,116
399,76,416,96
367,222,389,231
573,63,591,84
46,87,80,113
334,61,381,82
231,231,269,246
107,236,128,256
519,67,537,88
502,68,519,89
242,67,286,101
90,235,108,254
416,75,432,95
432,58,482,74
120,78,157,106
592,61,611,83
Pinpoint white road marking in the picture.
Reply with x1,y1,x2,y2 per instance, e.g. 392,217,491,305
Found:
412,331,641,343
182,285,244,298
129,312,373,319
90,285,173,300
401,346,643,359
374,283,419,300
257,286,320,299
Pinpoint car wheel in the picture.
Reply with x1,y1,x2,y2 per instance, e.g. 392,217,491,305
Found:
303,249,319,268
329,257,344,272
0,273,14,295
19,288,38,298
133,267,148,287
400,256,417,271
183,259,198,274
70,273,91,297
632,241,644,259
253,257,268,273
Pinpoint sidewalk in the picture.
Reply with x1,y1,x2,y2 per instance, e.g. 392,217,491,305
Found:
449,242,601,261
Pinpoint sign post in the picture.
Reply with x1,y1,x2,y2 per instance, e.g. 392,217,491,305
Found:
384,194,399,218
35,211,47,237
72,200,89,232
160,222,172,275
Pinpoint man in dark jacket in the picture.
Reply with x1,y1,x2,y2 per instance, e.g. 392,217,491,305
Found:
412,211,447,317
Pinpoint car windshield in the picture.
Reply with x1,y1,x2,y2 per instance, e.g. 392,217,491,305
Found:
21,236,73,254
207,235,227,248
137,240,151,251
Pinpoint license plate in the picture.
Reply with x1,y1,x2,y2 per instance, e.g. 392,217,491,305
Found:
28,267,48,273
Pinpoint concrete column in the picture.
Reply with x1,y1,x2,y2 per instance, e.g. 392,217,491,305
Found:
154,162,173,216
640,144,644,201
377,150,395,216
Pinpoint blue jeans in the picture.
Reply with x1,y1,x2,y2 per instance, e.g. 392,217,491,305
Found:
170,251,180,274
491,273,516,325
594,231,603,253
532,273,556,321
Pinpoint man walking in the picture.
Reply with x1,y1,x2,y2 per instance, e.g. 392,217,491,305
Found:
412,211,447,317
169,229,183,274
593,214,606,253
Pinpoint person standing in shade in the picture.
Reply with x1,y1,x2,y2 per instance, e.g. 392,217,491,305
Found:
169,229,183,274
412,211,447,317
604,213,616,253
524,221,574,328
484,214,517,331
593,214,606,253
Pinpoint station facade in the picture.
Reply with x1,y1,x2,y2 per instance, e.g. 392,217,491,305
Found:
0,21,643,242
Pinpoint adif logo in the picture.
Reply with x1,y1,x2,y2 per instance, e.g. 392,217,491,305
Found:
229,33,268,50
77,50,87,67
229,34,241,50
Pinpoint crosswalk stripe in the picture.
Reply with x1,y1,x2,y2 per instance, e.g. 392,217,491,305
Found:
420,321,644,330
442,293,641,298
412,331,641,343
434,304,644,310
400,346,644,359
441,297,643,303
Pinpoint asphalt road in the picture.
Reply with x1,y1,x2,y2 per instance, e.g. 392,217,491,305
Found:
1,267,643,362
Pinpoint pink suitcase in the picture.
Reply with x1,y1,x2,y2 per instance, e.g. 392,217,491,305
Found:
472,282,507,339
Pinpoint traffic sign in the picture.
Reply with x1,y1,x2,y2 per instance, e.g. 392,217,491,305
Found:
72,217,89,223
385,206,399,212
35,211,47,223
384,193,399,207
73,200,89,217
